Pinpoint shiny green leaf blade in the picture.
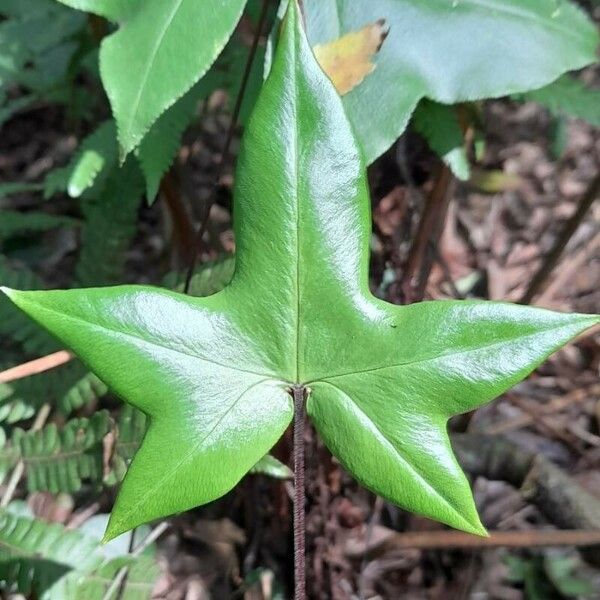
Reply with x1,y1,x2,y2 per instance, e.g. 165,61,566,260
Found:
304,0,599,163
1,285,293,540
2,2,599,542
100,0,247,156
307,303,598,534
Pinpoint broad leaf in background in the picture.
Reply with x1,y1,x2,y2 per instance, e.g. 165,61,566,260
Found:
313,20,389,96
100,0,248,156
3,3,599,542
412,100,470,181
303,0,599,164
516,75,600,128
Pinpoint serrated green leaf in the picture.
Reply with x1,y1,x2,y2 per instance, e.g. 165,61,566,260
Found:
136,83,203,204
100,0,247,156
303,0,599,164
412,100,470,180
517,74,600,128
2,4,599,543
55,0,140,21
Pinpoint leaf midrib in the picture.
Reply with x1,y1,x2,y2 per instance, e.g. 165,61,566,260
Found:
311,320,582,383
123,0,185,143
18,298,275,380
112,377,272,528
317,379,473,529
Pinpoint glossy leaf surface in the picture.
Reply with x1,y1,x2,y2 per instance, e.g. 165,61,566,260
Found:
304,0,599,163
100,0,247,156
3,3,599,540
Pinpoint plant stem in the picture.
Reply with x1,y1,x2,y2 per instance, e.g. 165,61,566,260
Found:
520,171,600,304
184,0,271,293
400,164,453,303
292,384,306,600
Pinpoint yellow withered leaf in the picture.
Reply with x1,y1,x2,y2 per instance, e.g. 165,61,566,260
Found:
314,19,389,96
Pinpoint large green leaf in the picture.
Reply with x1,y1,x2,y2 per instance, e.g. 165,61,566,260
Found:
2,3,598,541
516,75,600,127
99,0,247,156
303,0,599,164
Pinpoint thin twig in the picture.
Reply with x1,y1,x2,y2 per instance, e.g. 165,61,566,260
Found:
537,231,600,306
1,403,51,507
520,172,600,304
348,528,600,557
184,0,272,292
0,350,73,384
66,502,102,529
401,164,453,303
292,385,307,600
485,383,600,436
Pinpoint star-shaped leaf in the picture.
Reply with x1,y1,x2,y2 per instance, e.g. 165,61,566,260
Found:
2,3,598,541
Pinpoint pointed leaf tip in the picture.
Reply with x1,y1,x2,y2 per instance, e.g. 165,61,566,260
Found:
0,286,14,298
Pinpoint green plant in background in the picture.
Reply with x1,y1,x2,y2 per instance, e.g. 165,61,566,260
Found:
2,5,598,596
505,550,599,600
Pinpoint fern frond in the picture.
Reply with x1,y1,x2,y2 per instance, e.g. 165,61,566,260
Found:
0,507,105,597
0,255,59,355
412,100,470,181
105,405,147,485
73,555,160,600
137,84,205,204
517,75,600,127
0,210,77,240
0,95,37,129
0,361,108,424
0,506,160,599
44,120,118,199
0,181,44,199
75,158,144,286
11,411,112,493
